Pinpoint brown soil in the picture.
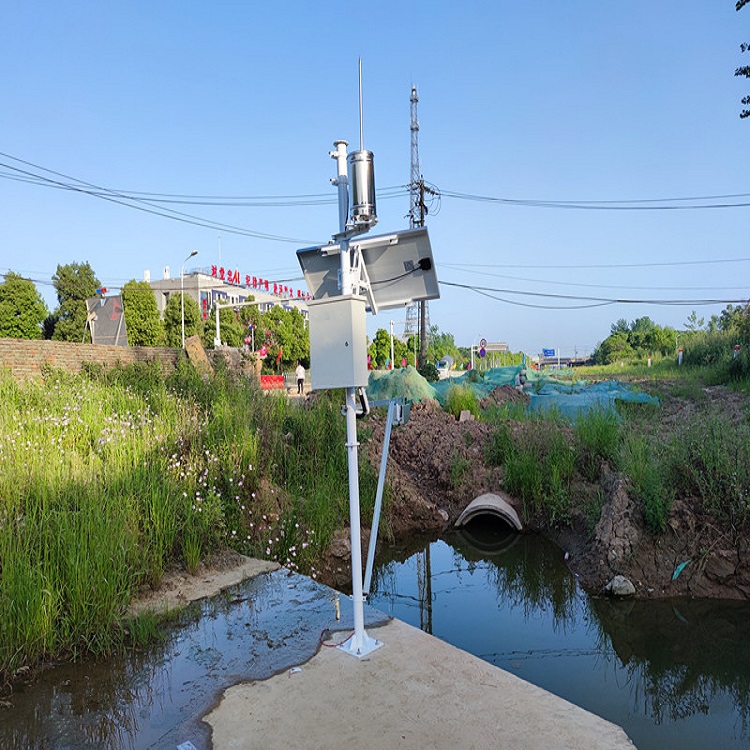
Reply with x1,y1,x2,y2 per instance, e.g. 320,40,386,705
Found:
334,385,750,602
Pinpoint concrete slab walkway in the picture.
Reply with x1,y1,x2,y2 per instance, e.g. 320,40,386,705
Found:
206,616,634,750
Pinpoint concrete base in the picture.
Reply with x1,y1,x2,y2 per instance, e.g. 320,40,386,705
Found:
205,617,634,750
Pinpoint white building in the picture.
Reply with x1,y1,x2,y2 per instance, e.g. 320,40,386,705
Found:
147,265,309,322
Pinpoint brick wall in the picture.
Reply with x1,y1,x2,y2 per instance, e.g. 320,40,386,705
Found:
0,338,182,380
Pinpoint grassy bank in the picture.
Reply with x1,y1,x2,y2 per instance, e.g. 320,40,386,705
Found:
483,364,750,535
0,361,378,682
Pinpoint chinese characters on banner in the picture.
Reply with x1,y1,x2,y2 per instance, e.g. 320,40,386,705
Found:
210,266,310,300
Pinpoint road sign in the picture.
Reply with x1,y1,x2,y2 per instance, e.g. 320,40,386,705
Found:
542,348,556,357
479,338,487,347
479,347,486,358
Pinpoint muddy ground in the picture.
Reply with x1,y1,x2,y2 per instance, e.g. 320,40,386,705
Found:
318,384,750,602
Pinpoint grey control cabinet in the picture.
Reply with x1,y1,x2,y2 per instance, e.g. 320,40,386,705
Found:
308,295,369,390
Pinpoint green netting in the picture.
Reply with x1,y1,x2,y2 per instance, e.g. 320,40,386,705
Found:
366,366,438,402
527,379,660,421
432,365,523,402
366,365,524,405
366,365,659,422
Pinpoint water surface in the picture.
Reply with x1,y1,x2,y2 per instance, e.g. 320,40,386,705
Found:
369,522,750,750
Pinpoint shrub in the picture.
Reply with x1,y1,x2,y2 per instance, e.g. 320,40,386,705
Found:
418,362,439,382
444,384,480,419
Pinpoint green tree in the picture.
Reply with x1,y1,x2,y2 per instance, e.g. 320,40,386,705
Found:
610,318,630,335
368,328,392,368
0,272,49,339
256,306,309,368
717,303,750,336
163,292,203,348
121,280,165,346
50,262,100,342
203,305,246,349
593,331,635,365
685,310,705,333
425,326,460,365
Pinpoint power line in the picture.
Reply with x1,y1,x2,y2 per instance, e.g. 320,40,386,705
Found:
443,257,750,270
0,152,322,243
0,168,408,206
441,279,750,307
441,264,750,292
440,189,750,211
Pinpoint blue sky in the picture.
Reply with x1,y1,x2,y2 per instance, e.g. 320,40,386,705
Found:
1,2,748,355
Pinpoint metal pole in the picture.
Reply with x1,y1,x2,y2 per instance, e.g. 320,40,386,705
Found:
363,399,396,595
331,139,380,658
181,250,198,348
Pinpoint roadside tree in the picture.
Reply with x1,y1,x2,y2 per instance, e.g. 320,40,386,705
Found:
163,293,203,348
50,262,100,342
203,305,245,348
0,272,49,339
121,280,165,346
257,306,308,369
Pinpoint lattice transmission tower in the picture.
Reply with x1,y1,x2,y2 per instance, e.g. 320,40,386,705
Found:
403,85,430,362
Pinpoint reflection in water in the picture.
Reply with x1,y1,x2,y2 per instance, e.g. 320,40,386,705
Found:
369,518,750,750
592,597,750,731
0,570,389,749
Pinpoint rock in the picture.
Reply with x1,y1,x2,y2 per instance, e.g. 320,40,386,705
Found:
605,575,636,597
704,550,737,584
328,530,351,560
593,472,642,569
459,410,473,422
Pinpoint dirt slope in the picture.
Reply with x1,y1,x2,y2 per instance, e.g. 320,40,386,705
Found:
353,387,750,602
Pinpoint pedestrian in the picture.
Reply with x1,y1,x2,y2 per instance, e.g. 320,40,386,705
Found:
295,360,305,394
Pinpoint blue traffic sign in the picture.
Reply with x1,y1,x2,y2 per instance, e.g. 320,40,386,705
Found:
542,348,556,357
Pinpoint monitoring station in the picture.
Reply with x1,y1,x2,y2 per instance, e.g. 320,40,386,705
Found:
296,65,439,656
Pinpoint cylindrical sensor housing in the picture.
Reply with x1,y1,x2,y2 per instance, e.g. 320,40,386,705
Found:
348,149,377,225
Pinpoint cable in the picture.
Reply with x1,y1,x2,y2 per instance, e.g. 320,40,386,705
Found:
441,279,750,307
370,258,433,286
0,169,409,206
0,153,322,243
440,189,750,210
442,257,750,270
440,264,750,292
319,629,354,648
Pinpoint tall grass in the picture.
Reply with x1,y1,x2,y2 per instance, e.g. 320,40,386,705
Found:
621,434,671,533
665,413,750,527
573,409,621,481
0,363,371,681
486,422,575,524
444,384,480,419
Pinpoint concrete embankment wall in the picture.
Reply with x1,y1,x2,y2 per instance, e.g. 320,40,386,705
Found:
0,338,182,380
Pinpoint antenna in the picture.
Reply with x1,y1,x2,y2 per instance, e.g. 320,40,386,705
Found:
347,59,377,229
359,58,364,151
